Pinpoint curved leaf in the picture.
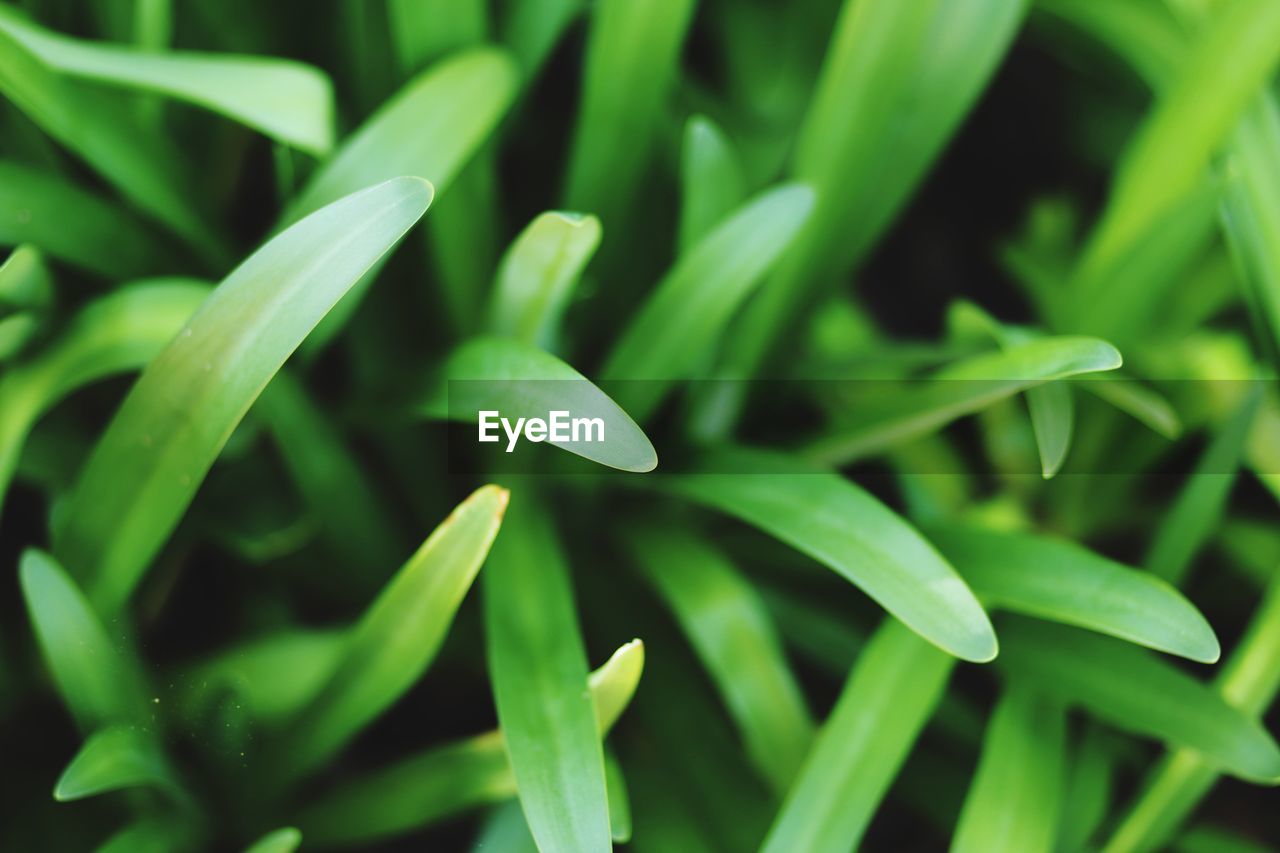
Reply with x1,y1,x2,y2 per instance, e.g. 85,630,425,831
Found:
659,446,997,662
0,8,332,154
427,335,658,473
243,827,302,853
678,114,746,252
53,177,432,616
54,725,180,802
602,182,815,422
928,524,1220,662
998,617,1280,783
275,485,507,779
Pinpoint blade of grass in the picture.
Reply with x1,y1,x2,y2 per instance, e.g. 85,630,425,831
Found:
20,550,146,730
297,640,643,846
1077,376,1182,439
243,827,301,853
0,160,180,278
601,183,814,423
563,0,696,233
484,497,611,853
424,335,658,473
997,617,1280,783
274,485,507,780
501,0,585,77
658,445,997,662
0,244,50,360
0,27,221,261
486,211,602,349
604,750,632,844
0,279,209,519
678,115,747,253
388,0,487,74
53,725,180,802
53,178,432,616
951,686,1065,853
1103,573,1280,853
761,618,955,853
926,524,1220,662
625,522,813,793
803,336,1122,466
1145,385,1261,584
0,6,332,154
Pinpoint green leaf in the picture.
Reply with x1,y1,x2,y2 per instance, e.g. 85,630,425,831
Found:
0,27,220,260
0,243,50,360
658,445,997,662
602,183,814,423
53,177,432,616
243,827,302,853
297,640,643,846
1075,0,1280,291
426,335,658,472
485,497,611,853
761,619,955,853
95,819,187,853
804,336,1122,466
604,750,632,844
0,160,179,278
283,49,514,224
1103,575,1280,853
678,115,747,252
717,0,1027,400
1145,386,1261,585
0,279,209,519
275,485,507,779
54,725,178,801
927,524,1220,662
1078,376,1182,439
501,0,584,77
486,211,602,349
563,0,696,230
625,522,814,792
388,0,487,73
19,550,145,730
997,617,1280,783
951,686,1066,853
0,7,333,154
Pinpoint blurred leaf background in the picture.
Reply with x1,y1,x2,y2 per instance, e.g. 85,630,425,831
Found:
1,0,1279,850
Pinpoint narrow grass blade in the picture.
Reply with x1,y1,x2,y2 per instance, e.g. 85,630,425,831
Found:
1074,0,1280,293
486,211,602,349
501,0,584,77
679,115,747,252
426,336,658,472
0,160,179,278
604,750,632,843
804,336,1122,466
243,827,302,853
0,7,332,154
19,550,145,730
1078,376,1182,439
484,497,611,853
388,0,487,73
53,178,431,616
1145,386,1261,585
951,686,1065,853
297,640,642,846
625,523,813,792
997,617,1280,783
1103,575,1280,853
1058,726,1116,852
563,0,695,230
717,0,1027,400
761,619,955,853
602,183,814,422
0,244,50,360
659,445,997,662
927,524,1220,662
283,50,514,224
277,485,507,778
0,279,209,518
257,371,401,578
0,27,219,260
54,725,180,801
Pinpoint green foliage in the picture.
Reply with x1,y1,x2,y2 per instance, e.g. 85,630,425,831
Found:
3,0,1279,849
